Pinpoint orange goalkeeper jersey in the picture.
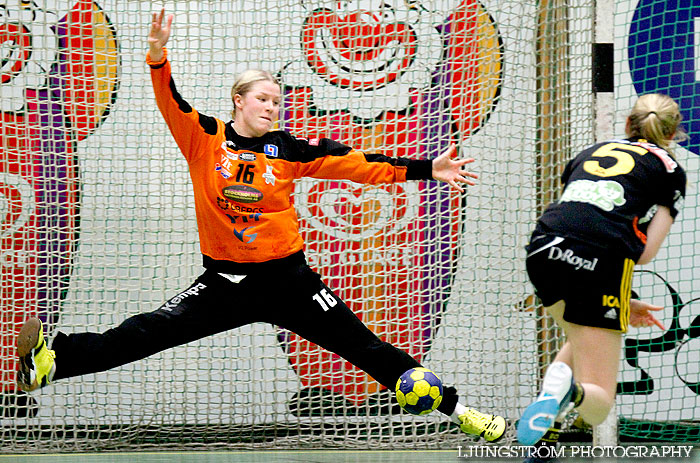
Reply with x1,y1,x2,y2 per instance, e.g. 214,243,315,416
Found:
148,50,433,266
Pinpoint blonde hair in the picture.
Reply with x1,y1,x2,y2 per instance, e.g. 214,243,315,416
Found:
626,93,686,150
230,69,280,119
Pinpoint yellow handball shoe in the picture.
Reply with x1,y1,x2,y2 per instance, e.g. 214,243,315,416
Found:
16,318,56,392
459,407,507,442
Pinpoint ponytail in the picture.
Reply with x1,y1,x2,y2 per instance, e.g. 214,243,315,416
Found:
626,94,685,150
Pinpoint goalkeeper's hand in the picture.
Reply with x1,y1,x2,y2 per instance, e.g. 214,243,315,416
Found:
148,8,173,62
629,298,665,330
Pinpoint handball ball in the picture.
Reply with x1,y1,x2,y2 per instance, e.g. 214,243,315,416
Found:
395,367,443,415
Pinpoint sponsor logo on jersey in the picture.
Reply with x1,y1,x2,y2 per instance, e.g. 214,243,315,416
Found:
560,179,626,211
673,190,684,212
638,204,658,225
264,144,278,158
233,226,257,244
238,152,257,162
222,185,263,203
220,142,257,162
262,165,276,185
220,153,233,168
221,141,238,160
604,308,618,320
215,163,232,179
222,210,262,243
547,246,598,271
633,140,678,172
225,212,261,225
216,196,263,213
603,295,621,309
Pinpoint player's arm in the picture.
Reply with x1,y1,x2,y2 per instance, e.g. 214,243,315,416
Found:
146,9,219,161
293,137,475,190
638,162,686,265
291,136,422,182
637,205,673,265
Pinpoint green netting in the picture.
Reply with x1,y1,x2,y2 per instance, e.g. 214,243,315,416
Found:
613,1,700,442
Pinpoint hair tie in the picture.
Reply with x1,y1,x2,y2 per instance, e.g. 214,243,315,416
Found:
648,111,658,117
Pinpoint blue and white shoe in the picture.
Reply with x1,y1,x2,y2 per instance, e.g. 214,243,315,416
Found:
517,362,574,446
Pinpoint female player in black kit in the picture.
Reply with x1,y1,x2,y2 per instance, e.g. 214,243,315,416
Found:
517,93,687,460
16,9,506,442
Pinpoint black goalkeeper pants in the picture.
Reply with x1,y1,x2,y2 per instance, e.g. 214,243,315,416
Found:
51,264,458,415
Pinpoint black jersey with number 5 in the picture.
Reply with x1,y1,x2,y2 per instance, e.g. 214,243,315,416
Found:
533,137,686,261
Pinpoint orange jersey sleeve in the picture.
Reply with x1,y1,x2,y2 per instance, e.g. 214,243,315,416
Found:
147,49,223,163
284,135,433,183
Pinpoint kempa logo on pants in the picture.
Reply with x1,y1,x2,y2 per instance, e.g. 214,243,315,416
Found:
159,283,207,311
547,246,598,271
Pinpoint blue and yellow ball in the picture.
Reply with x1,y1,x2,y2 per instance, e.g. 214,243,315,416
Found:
395,367,443,415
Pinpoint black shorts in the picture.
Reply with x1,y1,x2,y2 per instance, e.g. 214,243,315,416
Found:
525,234,634,332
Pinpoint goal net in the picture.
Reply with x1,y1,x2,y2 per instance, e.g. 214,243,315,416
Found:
0,0,697,452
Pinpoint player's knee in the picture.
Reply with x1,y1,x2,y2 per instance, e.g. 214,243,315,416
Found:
579,391,615,426
583,409,611,427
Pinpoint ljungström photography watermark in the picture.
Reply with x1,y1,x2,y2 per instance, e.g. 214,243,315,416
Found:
457,444,695,459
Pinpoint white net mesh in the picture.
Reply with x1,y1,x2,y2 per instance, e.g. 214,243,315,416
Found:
1,0,697,453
